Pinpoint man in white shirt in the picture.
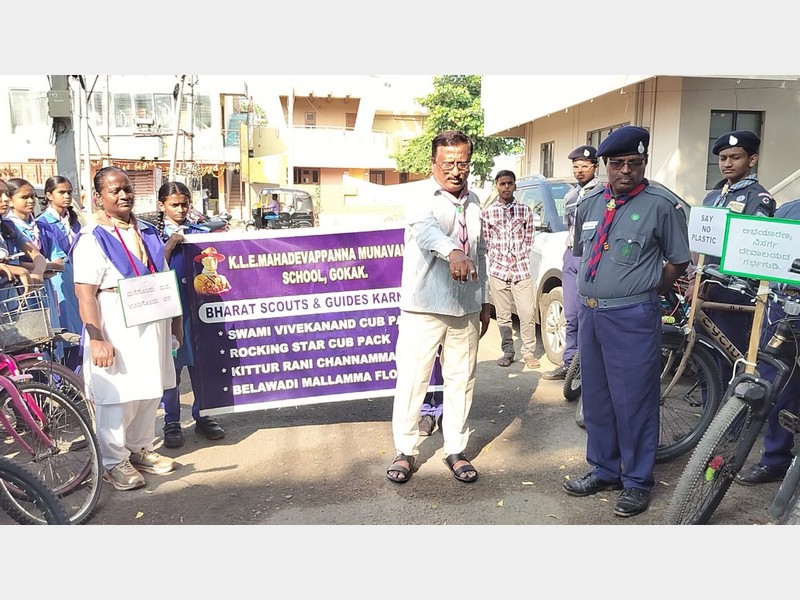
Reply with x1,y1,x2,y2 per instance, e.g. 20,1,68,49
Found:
386,130,491,485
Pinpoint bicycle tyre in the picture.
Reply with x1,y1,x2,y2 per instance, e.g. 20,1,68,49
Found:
656,341,723,463
665,395,755,524
562,354,581,401
1,382,102,524
776,480,800,525
0,456,70,525
15,358,93,424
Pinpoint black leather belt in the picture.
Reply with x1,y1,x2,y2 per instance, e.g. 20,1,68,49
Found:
579,291,654,309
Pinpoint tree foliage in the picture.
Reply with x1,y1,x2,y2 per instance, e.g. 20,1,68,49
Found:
392,75,522,185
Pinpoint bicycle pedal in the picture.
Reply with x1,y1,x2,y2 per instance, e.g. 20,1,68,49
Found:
778,409,800,434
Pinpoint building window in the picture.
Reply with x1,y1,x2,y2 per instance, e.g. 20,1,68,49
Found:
540,141,555,177
369,171,385,185
180,93,212,130
153,93,173,130
294,167,320,185
588,123,632,177
9,89,49,131
113,93,134,127
88,91,106,127
305,112,316,128
706,110,763,189
587,123,630,151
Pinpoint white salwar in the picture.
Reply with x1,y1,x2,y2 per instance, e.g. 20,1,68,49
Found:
72,223,176,468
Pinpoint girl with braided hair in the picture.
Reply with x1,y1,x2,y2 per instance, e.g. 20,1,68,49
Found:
36,175,86,369
156,181,226,449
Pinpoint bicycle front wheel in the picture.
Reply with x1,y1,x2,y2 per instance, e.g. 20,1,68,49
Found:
656,341,723,462
15,358,93,424
0,456,70,525
1,382,101,524
665,395,755,524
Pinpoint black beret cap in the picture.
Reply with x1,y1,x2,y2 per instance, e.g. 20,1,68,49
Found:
568,145,597,161
596,126,650,158
711,130,760,155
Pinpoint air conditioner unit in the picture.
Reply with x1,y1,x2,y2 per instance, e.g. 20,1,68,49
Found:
135,118,154,127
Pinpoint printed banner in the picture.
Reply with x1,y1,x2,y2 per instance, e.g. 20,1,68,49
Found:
180,226,408,416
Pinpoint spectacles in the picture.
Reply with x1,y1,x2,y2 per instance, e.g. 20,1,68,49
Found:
572,164,595,172
607,159,645,170
436,161,470,172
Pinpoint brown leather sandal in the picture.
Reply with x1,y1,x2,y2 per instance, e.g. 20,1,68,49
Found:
386,453,416,484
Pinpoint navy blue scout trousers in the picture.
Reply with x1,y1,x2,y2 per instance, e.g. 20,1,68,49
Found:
577,293,662,490
562,248,580,367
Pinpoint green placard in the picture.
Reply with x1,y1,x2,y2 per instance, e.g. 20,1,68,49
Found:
720,212,800,285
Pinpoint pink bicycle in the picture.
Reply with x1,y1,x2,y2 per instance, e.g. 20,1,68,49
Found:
0,285,100,524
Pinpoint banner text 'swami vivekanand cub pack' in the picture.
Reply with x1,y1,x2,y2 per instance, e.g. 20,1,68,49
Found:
180,226,408,416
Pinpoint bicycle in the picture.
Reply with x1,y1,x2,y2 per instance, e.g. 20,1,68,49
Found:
769,408,800,524
0,285,101,524
665,268,800,525
6,331,91,423
0,455,70,525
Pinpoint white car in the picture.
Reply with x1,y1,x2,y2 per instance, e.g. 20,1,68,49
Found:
512,175,691,365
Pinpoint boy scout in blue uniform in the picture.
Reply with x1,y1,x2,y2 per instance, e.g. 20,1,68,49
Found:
543,145,602,382
700,130,776,386
563,126,691,517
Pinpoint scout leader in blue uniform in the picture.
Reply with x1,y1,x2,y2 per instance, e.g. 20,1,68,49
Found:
563,126,691,517
543,145,602,381
699,130,776,386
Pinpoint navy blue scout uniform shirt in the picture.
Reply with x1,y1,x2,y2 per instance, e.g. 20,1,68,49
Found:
702,180,775,265
573,184,691,299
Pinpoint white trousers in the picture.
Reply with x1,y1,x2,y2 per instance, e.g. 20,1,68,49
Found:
95,398,161,469
392,310,480,457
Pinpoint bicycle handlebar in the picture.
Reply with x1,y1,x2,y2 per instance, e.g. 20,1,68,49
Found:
696,264,800,313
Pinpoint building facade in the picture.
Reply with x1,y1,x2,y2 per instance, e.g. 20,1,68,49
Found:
481,75,800,206
0,75,432,225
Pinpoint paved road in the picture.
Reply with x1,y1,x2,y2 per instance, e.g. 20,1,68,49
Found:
78,322,779,527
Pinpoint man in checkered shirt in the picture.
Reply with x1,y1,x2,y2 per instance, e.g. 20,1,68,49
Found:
482,170,539,369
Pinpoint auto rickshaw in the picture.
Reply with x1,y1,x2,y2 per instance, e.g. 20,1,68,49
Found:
246,187,315,230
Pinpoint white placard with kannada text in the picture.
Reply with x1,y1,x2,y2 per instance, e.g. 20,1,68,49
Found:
118,270,183,327
720,213,800,285
687,205,728,256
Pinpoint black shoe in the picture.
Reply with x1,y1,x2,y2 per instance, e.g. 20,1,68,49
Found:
163,422,184,448
614,488,651,517
735,464,787,486
562,472,622,497
542,364,569,380
418,414,436,437
195,418,225,440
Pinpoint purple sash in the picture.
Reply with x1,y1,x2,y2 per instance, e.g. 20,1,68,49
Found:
71,221,166,278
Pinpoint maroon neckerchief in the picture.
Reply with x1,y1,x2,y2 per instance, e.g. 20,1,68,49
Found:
584,180,648,282
447,184,470,255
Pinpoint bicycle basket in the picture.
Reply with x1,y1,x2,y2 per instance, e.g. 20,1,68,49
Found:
0,285,54,352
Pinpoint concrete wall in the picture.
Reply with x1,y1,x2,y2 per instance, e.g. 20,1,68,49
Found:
515,76,800,206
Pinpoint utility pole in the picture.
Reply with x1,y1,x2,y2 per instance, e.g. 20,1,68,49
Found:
169,75,186,182
48,75,81,208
